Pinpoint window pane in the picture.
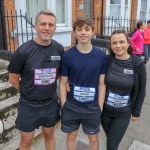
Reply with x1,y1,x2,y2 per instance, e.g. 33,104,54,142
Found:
124,6,128,18
140,0,147,11
125,0,128,5
110,5,121,17
26,0,46,23
56,0,65,23
140,11,147,20
110,0,121,4
84,0,93,17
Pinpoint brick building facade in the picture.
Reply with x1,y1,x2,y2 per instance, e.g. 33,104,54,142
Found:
0,0,148,50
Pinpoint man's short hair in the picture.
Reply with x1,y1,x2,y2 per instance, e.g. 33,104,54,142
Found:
35,10,56,25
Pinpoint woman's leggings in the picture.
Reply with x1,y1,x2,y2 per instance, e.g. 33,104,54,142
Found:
101,115,130,150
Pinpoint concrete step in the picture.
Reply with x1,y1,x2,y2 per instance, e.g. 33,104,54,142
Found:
0,82,18,101
0,95,19,144
0,127,42,150
0,59,9,70
0,95,42,149
0,69,9,83
0,50,13,62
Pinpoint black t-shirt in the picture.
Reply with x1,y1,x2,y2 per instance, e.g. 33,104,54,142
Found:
103,56,134,118
8,39,64,107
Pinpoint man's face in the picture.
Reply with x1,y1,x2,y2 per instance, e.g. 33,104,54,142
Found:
34,14,56,42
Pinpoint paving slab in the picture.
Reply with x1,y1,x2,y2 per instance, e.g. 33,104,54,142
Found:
128,140,150,150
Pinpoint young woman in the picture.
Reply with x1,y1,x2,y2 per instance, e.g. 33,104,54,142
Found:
101,30,147,150
130,21,144,57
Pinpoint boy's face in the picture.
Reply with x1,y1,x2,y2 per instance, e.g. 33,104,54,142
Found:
73,24,94,44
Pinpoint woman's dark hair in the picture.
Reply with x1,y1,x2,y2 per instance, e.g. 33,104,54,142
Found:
147,20,150,24
109,29,133,55
136,20,144,29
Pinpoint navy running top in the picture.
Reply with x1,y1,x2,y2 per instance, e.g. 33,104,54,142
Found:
60,46,108,106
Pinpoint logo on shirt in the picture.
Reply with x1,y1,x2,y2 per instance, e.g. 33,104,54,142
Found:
123,69,134,74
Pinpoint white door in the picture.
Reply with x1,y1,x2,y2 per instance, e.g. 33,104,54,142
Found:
105,0,130,35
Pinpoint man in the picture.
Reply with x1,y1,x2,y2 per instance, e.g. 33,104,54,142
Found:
144,20,150,63
59,16,108,150
8,10,64,150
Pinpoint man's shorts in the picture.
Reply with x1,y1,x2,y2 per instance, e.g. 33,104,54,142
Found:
61,101,101,135
16,101,60,132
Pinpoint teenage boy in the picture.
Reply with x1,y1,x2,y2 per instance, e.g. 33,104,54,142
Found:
59,16,108,150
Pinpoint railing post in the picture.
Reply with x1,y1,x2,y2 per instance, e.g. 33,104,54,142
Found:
100,0,104,35
0,0,8,50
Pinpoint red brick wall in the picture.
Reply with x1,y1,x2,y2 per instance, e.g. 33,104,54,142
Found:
4,0,18,51
130,0,138,30
72,0,104,45
71,0,85,46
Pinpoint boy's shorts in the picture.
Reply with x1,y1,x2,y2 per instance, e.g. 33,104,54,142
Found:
16,101,60,132
61,101,101,135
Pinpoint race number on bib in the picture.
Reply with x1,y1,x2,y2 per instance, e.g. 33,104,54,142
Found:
73,86,96,103
34,68,56,85
106,91,129,108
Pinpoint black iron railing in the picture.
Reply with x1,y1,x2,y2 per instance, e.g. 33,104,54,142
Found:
1,10,147,52
1,10,35,52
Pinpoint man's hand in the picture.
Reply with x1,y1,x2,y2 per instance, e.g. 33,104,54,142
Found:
9,73,21,92
132,116,138,122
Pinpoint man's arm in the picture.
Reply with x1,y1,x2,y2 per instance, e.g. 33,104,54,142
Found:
98,74,106,111
59,76,68,107
9,73,21,92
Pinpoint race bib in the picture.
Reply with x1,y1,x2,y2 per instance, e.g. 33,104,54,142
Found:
73,86,96,103
34,68,56,86
106,91,129,108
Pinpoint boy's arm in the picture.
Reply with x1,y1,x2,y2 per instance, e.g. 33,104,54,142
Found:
98,74,106,111
59,76,68,107
9,73,21,92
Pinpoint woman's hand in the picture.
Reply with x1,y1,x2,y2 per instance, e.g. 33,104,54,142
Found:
136,48,140,52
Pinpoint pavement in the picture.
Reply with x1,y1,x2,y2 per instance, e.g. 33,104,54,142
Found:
31,60,150,150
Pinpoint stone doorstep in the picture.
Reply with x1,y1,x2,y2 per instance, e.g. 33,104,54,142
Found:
0,69,8,75
0,59,9,68
0,70,9,83
0,95,19,130
0,83,18,101
0,128,42,150
0,82,12,91
0,95,19,143
0,95,19,111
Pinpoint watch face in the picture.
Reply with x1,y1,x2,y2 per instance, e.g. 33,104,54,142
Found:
0,119,4,136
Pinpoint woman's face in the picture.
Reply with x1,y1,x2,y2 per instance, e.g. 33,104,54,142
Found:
111,33,130,59
141,23,145,30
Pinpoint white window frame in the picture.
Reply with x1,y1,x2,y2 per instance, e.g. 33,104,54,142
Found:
14,0,72,33
137,0,150,21
105,0,131,35
106,0,130,18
